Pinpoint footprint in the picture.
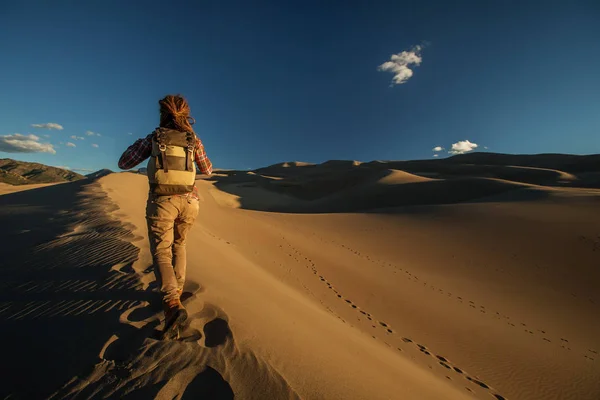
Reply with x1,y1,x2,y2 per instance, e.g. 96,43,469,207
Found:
203,318,231,348
466,376,489,389
439,362,451,370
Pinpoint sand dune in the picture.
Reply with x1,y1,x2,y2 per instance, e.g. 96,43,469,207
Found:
1,155,600,399
0,181,66,195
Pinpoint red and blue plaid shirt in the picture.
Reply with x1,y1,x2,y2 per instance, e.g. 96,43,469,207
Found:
118,132,212,199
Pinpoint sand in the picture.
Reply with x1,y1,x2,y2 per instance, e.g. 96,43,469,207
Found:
1,158,599,400
0,181,65,195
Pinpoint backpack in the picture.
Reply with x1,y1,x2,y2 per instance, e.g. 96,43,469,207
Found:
146,127,197,195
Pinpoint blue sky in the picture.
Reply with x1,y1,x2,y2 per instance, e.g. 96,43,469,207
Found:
1,0,599,172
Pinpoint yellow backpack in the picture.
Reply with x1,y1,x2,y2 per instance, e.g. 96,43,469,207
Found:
146,128,197,195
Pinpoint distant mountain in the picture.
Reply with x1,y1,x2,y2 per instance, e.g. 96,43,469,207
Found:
86,169,113,179
0,159,86,185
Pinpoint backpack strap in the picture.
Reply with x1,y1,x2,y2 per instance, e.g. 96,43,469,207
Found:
185,132,195,172
155,128,169,173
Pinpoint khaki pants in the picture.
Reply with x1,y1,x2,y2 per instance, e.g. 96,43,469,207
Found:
146,194,200,302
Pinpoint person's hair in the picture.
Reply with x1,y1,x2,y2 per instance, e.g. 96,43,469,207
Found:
158,94,196,133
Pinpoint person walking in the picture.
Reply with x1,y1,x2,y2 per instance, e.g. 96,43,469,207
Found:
118,94,212,338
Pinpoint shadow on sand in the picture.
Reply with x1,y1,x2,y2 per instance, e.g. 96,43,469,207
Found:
0,179,236,399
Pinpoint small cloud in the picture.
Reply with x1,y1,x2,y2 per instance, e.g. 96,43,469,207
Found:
449,140,478,155
70,135,85,140
97,133,101,137
66,142,76,148
31,123,64,130
378,44,425,86
432,146,444,152
0,133,56,154
91,143,99,148
484,146,489,149
44,134,50,138
127,132,133,135
433,154,439,157
54,165,71,170
86,131,101,137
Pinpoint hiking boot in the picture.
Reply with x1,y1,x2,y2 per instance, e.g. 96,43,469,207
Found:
161,297,188,340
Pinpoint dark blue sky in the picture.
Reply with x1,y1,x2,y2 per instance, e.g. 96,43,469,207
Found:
1,0,599,172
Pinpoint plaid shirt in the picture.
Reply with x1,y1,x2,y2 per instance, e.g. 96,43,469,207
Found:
118,132,212,199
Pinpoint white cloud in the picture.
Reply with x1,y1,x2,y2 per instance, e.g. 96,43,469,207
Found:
432,146,444,152
54,165,71,170
70,135,85,140
31,123,64,130
378,44,424,86
128,132,133,135
44,134,50,138
91,143,99,148
0,133,56,154
86,131,101,137
449,140,478,155
66,142,76,148
433,154,439,157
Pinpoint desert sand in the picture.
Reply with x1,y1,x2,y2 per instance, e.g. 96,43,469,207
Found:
0,181,64,195
1,156,599,400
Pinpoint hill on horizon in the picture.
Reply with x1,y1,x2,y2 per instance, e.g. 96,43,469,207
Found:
256,152,600,173
0,158,86,186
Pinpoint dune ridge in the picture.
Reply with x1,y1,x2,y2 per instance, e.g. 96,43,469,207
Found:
207,155,600,213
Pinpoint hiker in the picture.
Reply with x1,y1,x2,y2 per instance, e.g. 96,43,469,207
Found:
118,94,212,337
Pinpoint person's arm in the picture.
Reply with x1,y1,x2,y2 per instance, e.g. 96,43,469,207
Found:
194,137,213,175
118,134,153,170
